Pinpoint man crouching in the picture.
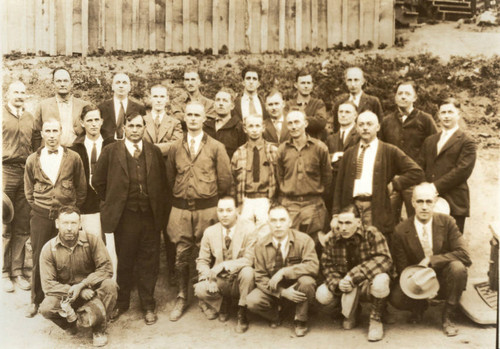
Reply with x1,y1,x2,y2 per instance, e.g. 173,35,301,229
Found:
39,206,117,347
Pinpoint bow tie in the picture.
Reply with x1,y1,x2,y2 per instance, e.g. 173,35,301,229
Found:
48,149,59,155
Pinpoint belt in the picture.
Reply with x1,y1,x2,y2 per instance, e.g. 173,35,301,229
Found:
245,193,268,199
354,195,372,202
172,196,218,211
283,194,321,202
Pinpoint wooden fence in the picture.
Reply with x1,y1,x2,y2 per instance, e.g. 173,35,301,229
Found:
1,0,394,56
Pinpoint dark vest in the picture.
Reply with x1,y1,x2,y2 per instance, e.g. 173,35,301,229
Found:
125,148,150,212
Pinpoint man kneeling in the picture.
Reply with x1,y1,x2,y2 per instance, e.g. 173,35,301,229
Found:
39,206,117,347
316,205,393,342
194,197,256,333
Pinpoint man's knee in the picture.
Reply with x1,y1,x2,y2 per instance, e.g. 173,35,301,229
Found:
39,296,62,319
246,289,265,311
238,267,254,283
98,279,118,295
446,261,467,279
194,280,212,300
370,273,391,298
296,275,316,295
316,283,334,305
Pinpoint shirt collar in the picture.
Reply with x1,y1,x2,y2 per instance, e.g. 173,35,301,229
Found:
56,95,72,104
187,131,204,144
125,138,143,151
398,106,414,117
442,125,459,137
247,138,265,149
55,232,85,249
414,217,433,231
285,134,314,148
222,224,235,239
42,146,64,156
273,235,289,249
264,229,295,246
84,135,103,145
333,227,365,241
7,102,23,115
339,123,355,134
360,137,378,148
113,96,128,107
243,92,257,100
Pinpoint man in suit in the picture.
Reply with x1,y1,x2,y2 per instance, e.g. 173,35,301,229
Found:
2,81,35,293
233,65,270,120
194,196,256,333
332,67,383,132
285,68,328,141
33,67,91,149
391,182,471,336
92,112,168,325
166,102,233,322
247,205,319,337
203,87,247,159
333,111,424,240
98,73,146,141
263,89,290,144
380,81,438,223
24,119,87,317
143,84,182,285
418,98,476,233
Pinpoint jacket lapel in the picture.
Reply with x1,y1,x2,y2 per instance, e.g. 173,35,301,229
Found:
358,92,368,110
214,224,224,263
438,130,462,157
157,116,172,141
406,220,426,261
232,220,245,258
344,128,358,150
431,215,444,255
117,141,129,175
144,113,157,142
144,142,153,174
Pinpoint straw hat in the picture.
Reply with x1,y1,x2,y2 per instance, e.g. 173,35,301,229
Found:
2,192,14,224
400,265,440,300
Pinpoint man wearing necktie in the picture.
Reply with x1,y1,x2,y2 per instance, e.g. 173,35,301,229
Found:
391,183,471,337
263,90,290,144
2,81,36,294
418,98,476,233
24,119,87,318
166,102,232,322
331,67,383,133
380,81,438,224
334,111,424,241
233,65,270,120
33,67,91,149
316,205,393,342
247,205,319,337
92,113,167,325
194,197,256,333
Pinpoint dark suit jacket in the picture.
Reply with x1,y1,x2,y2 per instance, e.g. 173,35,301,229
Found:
334,140,424,234
70,137,115,214
418,130,476,217
203,115,247,159
285,97,328,140
392,213,471,275
92,140,168,235
233,94,270,120
262,118,290,145
98,99,146,140
332,92,383,132
143,111,183,157
325,127,360,173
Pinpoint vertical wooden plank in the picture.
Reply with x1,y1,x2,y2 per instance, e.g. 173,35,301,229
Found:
122,0,133,51
132,0,139,50
311,0,318,49
182,0,189,52
302,0,311,50
341,0,347,45
267,0,279,52
317,0,327,49
204,0,213,52
189,0,198,51
285,0,295,50
138,0,149,49
56,0,65,54
82,0,88,56
172,0,183,52
379,0,393,46
347,0,359,45
34,0,42,53
104,0,115,51
165,0,172,51
87,0,99,53
361,0,374,45
115,0,122,50
212,0,218,54
49,0,56,55
218,0,228,51
65,0,73,55
27,0,37,54
261,0,268,52
295,0,302,51
249,0,261,53
228,0,235,53
149,0,156,50
234,0,245,51
73,0,82,54
198,0,205,51
156,0,166,51
278,0,285,51
2,1,9,54
373,0,380,47
99,0,105,49
20,0,28,54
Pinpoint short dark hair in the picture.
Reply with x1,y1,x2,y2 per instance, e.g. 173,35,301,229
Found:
52,67,72,81
57,205,81,219
80,104,100,120
339,204,361,218
268,203,290,215
241,65,261,80
124,111,145,125
439,97,460,109
295,68,313,82
217,87,236,102
396,80,418,95
338,101,358,114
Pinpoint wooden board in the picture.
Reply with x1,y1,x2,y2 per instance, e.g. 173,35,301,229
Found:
267,0,279,52
228,0,235,53
182,0,190,52
165,0,173,52
212,0,218,54
234,0,247,52
87,0,100,53
296,0,302,51
317,0,327,49
138,0,149,50
361,0,375,45
82,0,89,56
346,0,359,45
122,0,133,52
149,0,156,51
198,0,206,51
155,0,166,51
56,0,66,54
132,0,139,50
26,0,36,54
49,0,57,55
218,0,229,52
285,0,295,51
379,0,394,46
261,0,268,52
189,0,199,51
204,0,213,52
249,0,261,53
73,0,82,54
278,0,286,51
115,0,123,50
172,0,183,52
327,0,341,47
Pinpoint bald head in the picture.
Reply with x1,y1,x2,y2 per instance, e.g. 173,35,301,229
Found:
112,73,131,99
356,111,379,143
345,67,365,95
7,81,26,108
412,182,438,223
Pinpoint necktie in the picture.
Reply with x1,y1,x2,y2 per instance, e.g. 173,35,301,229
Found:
421,225,433,258
340,130,345,148
133,144,141,159
154,115,161,140
116,102,125,139
252,146,260,183
17,108,22,117
275,243,284,271
224,231,231,250
355,144,368,180
274,119,281,139
249,96,257,116
437,131,448,154
189,138,196,160
48,149,59,155
90,142,97,174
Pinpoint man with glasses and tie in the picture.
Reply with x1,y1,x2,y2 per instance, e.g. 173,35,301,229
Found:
333,111,424,241
194,196,256,333
380,81,438,223
92,112,168,325
98,73,146,141
331,67,383,133
166,101,232,322
24,118,87,318
33,67,91,149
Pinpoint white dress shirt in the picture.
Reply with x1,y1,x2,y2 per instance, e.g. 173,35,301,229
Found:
187,132,204,156
437,126,459,154
272,115,284,139
273,235,289,259
40,146,64,184
349,92,363,107
7,102,23,117
84,135,103,184
56,95,76,146
124,139,143,157
151,111,165,125
353,138,379,197
241,93,263,118
339,124,355,145
224,225,235,240
113,97,129,123
399,106,414,124
414,217,433,254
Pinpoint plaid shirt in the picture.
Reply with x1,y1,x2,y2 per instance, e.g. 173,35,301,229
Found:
231,140,278,207
321,225,393,292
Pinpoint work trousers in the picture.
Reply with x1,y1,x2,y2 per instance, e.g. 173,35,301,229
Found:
281,197,327,241
390,186,415,224
240,197,270,229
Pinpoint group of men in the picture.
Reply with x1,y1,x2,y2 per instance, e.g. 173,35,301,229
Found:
2,63,476,346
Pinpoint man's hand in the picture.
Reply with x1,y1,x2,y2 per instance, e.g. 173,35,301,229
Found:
269,270,284,291
68,283,85,302
318,231,332,248
338,278,353,293
419,257,431,267
387,181,394,195
280,284,307,303
80,288,95,301
332,152,344,163
209,264,224,281
207,280,219,294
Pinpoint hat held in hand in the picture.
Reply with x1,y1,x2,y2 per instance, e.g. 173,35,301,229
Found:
400,265,440,300
77,297,107,328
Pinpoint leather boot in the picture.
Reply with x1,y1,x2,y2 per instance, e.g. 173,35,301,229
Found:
236,306,249,333
442,304,458,337
169,266,189,322
368,297,385,342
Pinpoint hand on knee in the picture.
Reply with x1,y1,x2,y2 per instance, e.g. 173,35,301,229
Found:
316,284,335,305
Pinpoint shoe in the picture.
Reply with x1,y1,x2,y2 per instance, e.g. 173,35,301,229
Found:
382,306,396,325
269,318,281,328
294,320,308,337
14,276,31,291
109,307,127,323
235,307,249,333
169,297,187,322
25,303,39,318
92,331,108,347
144,310,157,325
2,278,14,293
65,322,78,336
218,298,229,322
342,305,361,330
368,318,384,342
199,301,218,320
442,305,459,337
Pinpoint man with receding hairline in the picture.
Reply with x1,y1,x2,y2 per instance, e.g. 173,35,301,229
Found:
263,89,290,144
